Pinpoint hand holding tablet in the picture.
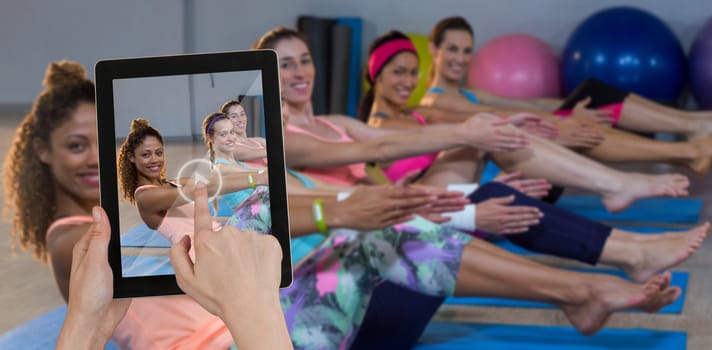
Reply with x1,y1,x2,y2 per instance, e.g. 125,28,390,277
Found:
57,184,291,350
170,183,292,350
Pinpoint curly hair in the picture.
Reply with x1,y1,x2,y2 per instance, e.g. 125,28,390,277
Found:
117,118,165,204
2,60,95,261
202,112,230,164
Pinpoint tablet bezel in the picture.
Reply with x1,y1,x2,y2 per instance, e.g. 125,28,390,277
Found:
95,50,292,298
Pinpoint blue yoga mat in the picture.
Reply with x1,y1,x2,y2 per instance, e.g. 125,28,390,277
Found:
415,322,686,350
445,269,688,314
0,305,120,350
120,223,171,248
556,195,703,224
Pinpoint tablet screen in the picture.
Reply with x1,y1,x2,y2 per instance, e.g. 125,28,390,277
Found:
96,51,291,297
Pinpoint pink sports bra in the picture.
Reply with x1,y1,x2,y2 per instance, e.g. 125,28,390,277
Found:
286,117,367,186
381,112,439,183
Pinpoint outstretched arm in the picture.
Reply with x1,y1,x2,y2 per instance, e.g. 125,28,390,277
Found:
285,116,528,168
472,87,563,112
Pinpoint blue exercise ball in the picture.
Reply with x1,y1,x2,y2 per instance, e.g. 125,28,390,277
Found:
689,17,712,109
561,7,686,103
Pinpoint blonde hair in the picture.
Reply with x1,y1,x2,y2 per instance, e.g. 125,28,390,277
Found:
3,60,95,261
202,112,230,164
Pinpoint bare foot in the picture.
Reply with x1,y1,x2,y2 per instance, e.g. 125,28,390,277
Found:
601,173,689,212
682,136,712,176
686,114,712,141
620,223,709,282
560,272,676,335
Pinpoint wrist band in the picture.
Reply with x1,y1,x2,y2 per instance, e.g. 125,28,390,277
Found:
447,183,479,197
248,174,255,189
443,204,477,231
336,192,352,202
312,199,328,234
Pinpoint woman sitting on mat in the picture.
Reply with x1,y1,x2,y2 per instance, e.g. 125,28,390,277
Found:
254,27,689,213
219,99,268,167
3,61,243,349
204,100,708,347
420,16,712,175
3,61,697,350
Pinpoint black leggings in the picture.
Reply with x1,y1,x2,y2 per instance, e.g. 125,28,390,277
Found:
351,182,611,349
557,78,631,111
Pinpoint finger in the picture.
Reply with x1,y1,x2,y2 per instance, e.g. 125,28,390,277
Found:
86,206,112,256
387,186,431,198
390,196,434,212
422,214,451,224
505,218,542,229
70,222,94,271
169,235,196,293
383,214,416,226
193,182,212,238
381,210,416,224
72,207,111,269
505,206,543,216
489,195,516,205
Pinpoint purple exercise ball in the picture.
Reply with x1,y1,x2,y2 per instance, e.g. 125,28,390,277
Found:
690,18,712,109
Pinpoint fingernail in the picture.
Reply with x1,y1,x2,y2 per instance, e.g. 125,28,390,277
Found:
92,206,102,223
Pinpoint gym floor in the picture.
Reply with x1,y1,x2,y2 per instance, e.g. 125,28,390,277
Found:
1,108,711,349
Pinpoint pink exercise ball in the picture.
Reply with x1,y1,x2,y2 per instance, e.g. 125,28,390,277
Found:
468,33,561,99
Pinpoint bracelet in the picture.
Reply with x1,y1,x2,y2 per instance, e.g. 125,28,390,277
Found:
248,174,255,189
312,199,328,234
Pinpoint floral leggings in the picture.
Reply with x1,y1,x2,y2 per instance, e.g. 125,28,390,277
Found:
225,190,472,350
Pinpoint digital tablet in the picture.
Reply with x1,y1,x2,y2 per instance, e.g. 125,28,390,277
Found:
95,50,292,298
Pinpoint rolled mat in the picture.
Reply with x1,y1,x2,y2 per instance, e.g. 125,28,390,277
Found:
329,23,351,115
297,16,334,115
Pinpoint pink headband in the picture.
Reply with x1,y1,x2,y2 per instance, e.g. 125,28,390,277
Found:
367,38,417,82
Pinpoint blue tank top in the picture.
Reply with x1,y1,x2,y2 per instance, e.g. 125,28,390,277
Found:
427,86,480,104
286,168,326,263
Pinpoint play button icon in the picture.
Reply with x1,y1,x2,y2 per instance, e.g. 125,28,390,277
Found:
175,158,223,203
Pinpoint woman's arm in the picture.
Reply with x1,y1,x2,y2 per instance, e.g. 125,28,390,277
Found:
287,186,436,235
231,147,267,161
285,116,527,168
471,87,564,111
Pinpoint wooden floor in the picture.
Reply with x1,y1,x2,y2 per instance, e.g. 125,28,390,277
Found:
2,109,711,349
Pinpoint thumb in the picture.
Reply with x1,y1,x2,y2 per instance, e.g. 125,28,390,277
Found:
170,235,196,293
491,195,516,205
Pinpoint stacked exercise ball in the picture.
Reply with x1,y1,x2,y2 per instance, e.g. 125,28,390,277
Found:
468,34,561,99
561,7,686,103
689,17,712,109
